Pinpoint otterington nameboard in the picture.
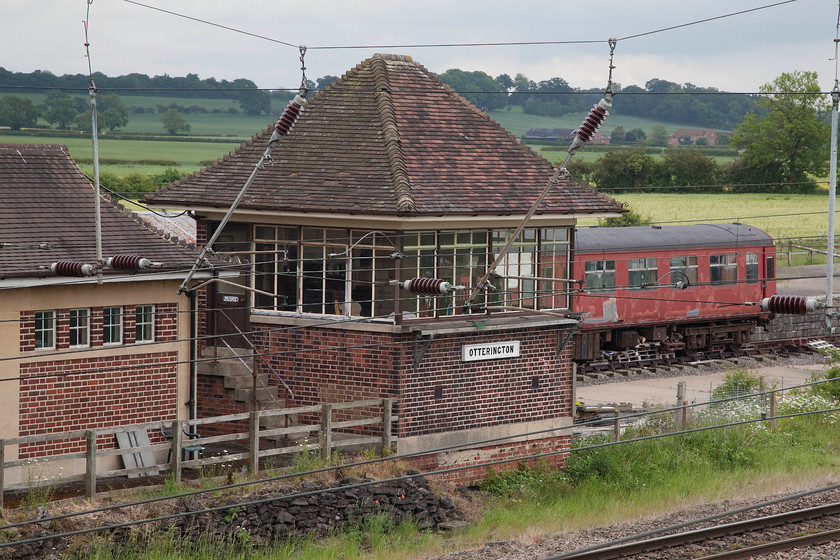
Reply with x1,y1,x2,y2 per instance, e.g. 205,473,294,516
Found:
462,341,521,362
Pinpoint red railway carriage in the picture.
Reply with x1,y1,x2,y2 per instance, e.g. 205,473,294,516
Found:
571,223,776,362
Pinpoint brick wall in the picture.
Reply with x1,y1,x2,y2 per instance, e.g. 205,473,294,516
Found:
402,326,573,439
251,323,573,440
18,352,178,458
406,435,571,484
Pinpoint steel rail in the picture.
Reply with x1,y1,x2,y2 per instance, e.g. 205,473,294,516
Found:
558,502,840,559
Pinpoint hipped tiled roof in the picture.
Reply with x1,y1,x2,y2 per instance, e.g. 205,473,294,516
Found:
0,144,206,280
148,54,623,217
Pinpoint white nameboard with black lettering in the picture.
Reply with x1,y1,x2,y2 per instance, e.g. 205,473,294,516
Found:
462,341,520,362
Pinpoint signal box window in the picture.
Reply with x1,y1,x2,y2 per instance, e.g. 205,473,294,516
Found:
103,306,123,345
69,309,90,347
584,260,615,292
746,253,759,282
34,311,55,350
628,258,658,288
710,254,737,285
670,256,698,286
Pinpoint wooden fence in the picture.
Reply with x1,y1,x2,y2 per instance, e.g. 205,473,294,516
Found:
0,398,396,509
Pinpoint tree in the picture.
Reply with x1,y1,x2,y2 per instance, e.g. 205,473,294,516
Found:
0,95,40,130
730,71,829,189
659,149,719,190
610,125,626,145
234,78,270,115
43,91,79,129
97,94,129,130
161,109,191,135
316,75,338,90
437,68,506,111
591,149,659,191
649,125,670,147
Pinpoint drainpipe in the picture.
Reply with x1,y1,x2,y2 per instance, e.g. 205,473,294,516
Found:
188,290,197,421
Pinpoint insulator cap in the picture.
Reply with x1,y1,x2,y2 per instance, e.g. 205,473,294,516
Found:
107,255,153,272
403,278,453,296
759,295,818,314
273,94,305,136
50,261,96,277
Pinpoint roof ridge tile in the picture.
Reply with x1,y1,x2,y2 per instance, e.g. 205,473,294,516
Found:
370,56,415,213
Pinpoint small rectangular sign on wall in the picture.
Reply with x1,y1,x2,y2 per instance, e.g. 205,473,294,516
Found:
462,341,521,362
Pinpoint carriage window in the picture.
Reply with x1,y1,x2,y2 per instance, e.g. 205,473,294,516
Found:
710,254,737,285
746,253,759,282
584,260,615,292
669,256,698,286
628,258,658,288
766,256,775,280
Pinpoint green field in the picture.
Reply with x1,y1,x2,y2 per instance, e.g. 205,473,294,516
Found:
487,105,702,139
578,192,832,244
0,133,240,175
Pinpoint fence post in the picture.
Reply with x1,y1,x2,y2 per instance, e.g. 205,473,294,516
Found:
382,398,394,454
770,392,777,431
613,413,621,441
681,401,688,428
320,404,333,459
249,410,260,477
85,431,96,502
787,241,792,267
172,420,183,483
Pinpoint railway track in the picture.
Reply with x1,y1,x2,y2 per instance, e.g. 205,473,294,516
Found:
576,335,840,383
558,499,840,559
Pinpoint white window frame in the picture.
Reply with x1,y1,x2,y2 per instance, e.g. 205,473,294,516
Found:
34,310,55,350
69,308,90,348
103,306,123,345
135,305,155,343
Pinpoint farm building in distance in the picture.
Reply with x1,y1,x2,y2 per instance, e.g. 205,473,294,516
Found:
147,54,624,480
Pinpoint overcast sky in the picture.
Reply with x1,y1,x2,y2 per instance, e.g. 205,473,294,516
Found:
2,0,836,94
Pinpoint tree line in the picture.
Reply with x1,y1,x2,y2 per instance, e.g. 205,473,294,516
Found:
568,72,830,194
437,70,759,130
1,67,758,129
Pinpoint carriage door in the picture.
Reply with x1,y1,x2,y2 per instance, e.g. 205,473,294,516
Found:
208,223,251,348
764,254,775,298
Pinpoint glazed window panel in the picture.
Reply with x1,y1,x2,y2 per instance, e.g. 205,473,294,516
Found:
103,306,122,345
135,305,154,343
490,229,538,309
69,308,89,348
628,258,658,288
669,256,698,286
34,310,55,350
253,228,299,311
584,261,615,292
710,254,737,285
746,253,759,282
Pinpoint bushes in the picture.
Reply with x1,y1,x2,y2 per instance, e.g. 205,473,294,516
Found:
98,167,188,195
